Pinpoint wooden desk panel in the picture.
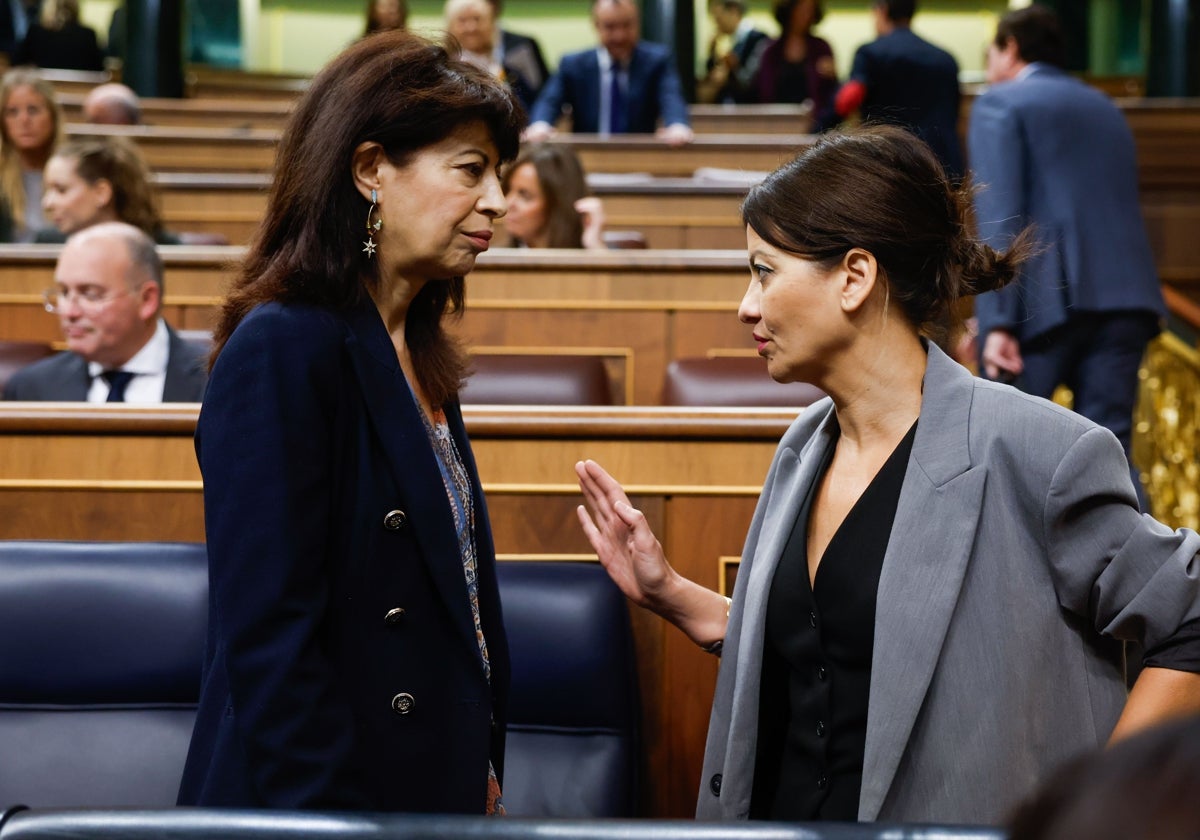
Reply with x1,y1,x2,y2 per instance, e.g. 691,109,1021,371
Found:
67,124,279,173
689,103,813,135
151,172,751,248
60,93,295,131
0,403,793,819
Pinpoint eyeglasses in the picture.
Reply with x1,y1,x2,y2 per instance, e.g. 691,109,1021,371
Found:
43,285,136,314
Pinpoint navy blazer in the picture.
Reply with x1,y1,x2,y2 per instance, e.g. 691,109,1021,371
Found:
177,298,509,813
969,64,1164,344
2,323,208,401
847,28,963,178
530,41,690,133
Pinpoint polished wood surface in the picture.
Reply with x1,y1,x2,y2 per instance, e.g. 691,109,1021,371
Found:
146,172,750,249
0,248,764,404
59,92,296,130
0,402,795,818
6,245,1200,401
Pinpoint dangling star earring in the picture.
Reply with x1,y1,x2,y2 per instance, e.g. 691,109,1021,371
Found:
363,189,382,257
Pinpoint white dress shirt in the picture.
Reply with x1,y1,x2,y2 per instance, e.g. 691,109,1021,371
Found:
87,318,170,403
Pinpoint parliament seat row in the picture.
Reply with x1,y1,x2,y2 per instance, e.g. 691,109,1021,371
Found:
0,541,638,819
0,335,825,410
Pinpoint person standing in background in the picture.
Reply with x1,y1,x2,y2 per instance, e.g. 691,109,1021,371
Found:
0,0,39,59
970,5,1163,485
835,0,963,179
749,0,838,129
484,0,548,113
13,0,103,71
697,0,769,104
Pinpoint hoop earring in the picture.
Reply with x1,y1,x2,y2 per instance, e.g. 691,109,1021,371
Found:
363,188,382,257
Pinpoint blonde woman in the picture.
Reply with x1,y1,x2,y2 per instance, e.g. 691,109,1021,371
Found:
0,68,64,242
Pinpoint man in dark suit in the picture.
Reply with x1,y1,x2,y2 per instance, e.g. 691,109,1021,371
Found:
0,0,38,59
525,0,693,146
4,222,208,402
484,0,549,111
835,0,963,178
698,0,769,104
970,5,1163,464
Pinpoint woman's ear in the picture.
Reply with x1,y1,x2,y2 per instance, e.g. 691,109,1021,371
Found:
839,247,878,314
93,178,114,210
351,141,385,202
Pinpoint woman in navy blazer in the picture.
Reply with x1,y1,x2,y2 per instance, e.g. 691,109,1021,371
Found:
177,31,522,814
577,126,1200,823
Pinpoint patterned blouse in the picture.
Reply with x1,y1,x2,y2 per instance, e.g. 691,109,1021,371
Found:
419,403,505,816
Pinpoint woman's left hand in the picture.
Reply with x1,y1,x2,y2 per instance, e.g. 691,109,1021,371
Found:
574,197,607,250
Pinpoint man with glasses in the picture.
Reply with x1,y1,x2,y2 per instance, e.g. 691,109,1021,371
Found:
3,222,208,402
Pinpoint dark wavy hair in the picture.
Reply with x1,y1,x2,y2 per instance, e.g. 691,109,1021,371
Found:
742,124,1031,343
212,30,523,406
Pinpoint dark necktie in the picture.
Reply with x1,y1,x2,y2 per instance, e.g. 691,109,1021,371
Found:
609,65,628,134
102,369,135,403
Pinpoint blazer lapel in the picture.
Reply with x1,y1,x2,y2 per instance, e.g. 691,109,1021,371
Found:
341,299,482,668
859,344,988,820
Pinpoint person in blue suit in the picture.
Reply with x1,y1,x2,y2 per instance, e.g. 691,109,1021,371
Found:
176,30,521,814
835,0,963,179
970,5,1164,468
525,0,693,146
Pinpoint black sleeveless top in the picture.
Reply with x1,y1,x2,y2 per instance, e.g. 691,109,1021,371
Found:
751,421,917,821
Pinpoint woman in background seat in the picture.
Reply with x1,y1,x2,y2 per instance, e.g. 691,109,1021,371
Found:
0,68,63,242
37,136,180,244
502,143,606,249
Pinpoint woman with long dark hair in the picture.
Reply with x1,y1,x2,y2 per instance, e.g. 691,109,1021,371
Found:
177,31,522,815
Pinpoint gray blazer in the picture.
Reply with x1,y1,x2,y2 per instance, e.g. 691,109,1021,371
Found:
3,324,208,401
696,343,1200,824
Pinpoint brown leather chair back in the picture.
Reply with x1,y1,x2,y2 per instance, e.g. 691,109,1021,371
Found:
461,354,613,406
662,357,825,407
601,231,648,250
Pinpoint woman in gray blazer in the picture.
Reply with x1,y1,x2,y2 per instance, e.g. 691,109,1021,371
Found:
576,125,1200,826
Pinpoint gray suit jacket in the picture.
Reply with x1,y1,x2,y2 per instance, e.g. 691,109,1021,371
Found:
968,64,1164,344
3,324,208,401
696,343,1200,824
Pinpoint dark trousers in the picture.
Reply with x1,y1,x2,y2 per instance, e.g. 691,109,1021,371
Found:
1014,310,1160,508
